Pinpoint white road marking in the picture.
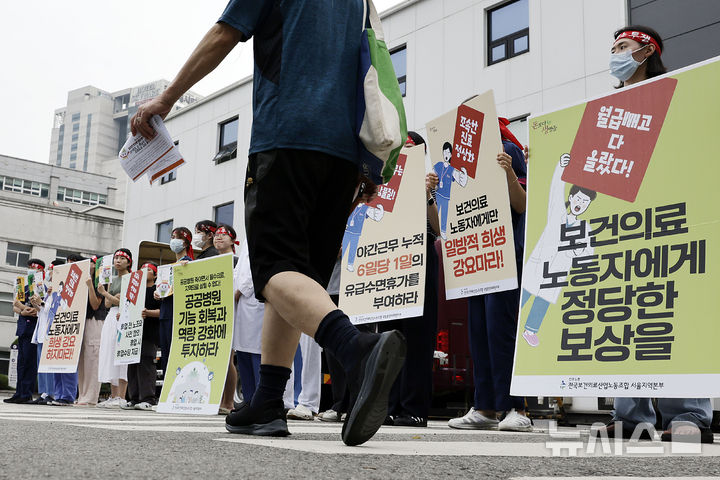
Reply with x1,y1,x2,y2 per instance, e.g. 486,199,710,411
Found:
215,438,720,457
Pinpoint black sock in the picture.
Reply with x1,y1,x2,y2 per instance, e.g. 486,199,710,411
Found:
315,309,374,373
250,364,291,408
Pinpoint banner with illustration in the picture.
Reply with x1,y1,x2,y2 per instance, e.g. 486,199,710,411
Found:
156,263,175,298
511,57,720,398
115,269,147,365
157,254,234,414
95,255,115,287
38,260,90,373
339,145,427,324
426,91,518,299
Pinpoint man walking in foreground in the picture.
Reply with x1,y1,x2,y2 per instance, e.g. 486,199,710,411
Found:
131,0,406,446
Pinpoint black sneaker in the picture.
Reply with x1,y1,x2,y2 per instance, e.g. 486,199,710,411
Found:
342,330,407,446
393,415,427,427
383,415,395,426
3,395,21,404
37,396,54,405
225,400,290,437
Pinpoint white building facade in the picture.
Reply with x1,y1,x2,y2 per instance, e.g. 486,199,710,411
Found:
123,0,630,253
0,154,124,357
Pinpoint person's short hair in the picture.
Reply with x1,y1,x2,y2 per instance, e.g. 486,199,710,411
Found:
442,142,452,153
195,220,217,235
27,258,45,269
51,259,66,266
565,185,598,209
67,253,85,263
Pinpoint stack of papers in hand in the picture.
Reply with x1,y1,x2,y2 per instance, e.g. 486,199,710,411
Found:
118,115,185,184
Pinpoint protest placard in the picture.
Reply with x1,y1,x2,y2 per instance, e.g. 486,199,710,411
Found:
426,91,518,299
38,260,90,373
339,145,427,324
157,254,234,414
511,57,720,397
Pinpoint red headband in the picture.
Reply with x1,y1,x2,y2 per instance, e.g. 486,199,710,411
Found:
498,117,524,151
616,31,662,56
114,251,132,262
48,264,54,271
29,263,44,271
172,229,195,260
405,135,416,146
197,224,217,234
141,263,158,274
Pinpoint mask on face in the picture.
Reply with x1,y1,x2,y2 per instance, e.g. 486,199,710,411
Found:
169,238,186,254
192,232,206,249
609,46,648,82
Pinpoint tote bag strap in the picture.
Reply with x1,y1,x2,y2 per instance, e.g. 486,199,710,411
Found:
362,0,385,42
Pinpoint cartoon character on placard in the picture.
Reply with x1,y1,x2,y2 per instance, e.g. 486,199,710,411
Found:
169,361,213,404
519,154,598,347
341,202,384,272
433,142,468,240
116,298,133,344
44,282,68,335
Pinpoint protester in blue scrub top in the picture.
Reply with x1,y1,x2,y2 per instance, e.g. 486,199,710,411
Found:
448,118,531,432
432,143,469,240
592,25,713,445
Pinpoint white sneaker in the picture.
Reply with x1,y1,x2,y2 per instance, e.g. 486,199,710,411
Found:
448,408,498,430
498,409,533,432
287,404,314,420
116,398,129,409
97,397,118,409
135,402,154,411
317,409,342,422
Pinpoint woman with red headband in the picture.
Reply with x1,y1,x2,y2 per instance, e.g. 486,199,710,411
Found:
123,262,161,410
594,26,713,445
157,227,194,376
96,248,133,408
213,224,240,414
448,116,531,432
194,220,219,259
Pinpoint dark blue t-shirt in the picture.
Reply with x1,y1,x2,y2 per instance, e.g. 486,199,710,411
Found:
218,0,364,165
503,140,527,261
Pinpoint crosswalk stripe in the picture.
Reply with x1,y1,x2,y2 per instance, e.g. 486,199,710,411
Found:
215,438,720,457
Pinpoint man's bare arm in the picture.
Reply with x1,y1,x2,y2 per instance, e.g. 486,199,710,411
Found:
131,23,245,139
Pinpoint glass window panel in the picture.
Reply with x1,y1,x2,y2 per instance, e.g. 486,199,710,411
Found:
491,44,506,62
156,220,173,243
390,47,407,78
220,118,239,148
514,35,529,53
490,0,529,41
214,203,234,227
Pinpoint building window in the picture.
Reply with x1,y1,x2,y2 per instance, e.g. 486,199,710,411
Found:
160,170,177,184
56,124,65,166
156,220,173,244
213,117,238,164
54,249,77,263
83,114,92,171
0,292,14,317
69,153,77,169
390,45,407,97
56,187,107,206
6,242,32,267
487,0,529,65
214,202,234,227
0,176,49,198
72,122,80,133
71,113,80,123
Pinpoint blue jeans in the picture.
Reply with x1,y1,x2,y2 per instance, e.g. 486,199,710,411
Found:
36,343,54,397
613,397,712,430
521,289,551,333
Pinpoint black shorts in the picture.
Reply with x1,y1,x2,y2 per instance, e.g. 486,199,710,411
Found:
244,149,358,301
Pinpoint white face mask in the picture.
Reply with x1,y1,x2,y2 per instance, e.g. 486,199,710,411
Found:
169,238,186,254
192,232,206,249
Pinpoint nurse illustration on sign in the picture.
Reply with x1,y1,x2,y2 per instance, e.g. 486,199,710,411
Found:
341,195,384,272
432,142,468,240
520,153,597,347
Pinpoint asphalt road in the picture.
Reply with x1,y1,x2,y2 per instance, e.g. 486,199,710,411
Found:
1,396,720,479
